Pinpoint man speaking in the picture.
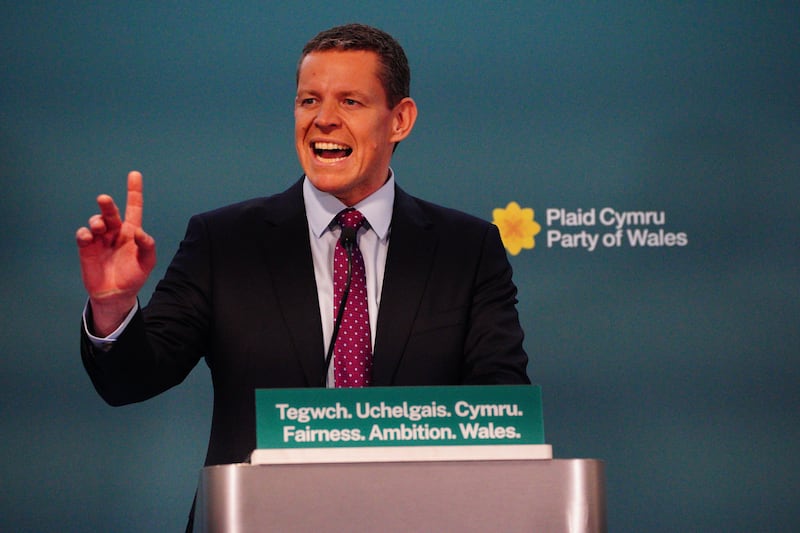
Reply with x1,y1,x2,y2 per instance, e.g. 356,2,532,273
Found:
77,20,529,484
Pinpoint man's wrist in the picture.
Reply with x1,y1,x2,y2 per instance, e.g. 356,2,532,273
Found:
83,299,139,348
87,297,138,337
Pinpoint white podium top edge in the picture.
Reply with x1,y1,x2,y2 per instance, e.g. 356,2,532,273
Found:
250,444,553,465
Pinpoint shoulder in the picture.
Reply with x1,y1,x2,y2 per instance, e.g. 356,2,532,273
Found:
394,185,496,237
189,178,304,229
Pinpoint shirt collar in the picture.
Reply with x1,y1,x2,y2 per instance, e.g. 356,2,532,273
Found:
303,170,395,241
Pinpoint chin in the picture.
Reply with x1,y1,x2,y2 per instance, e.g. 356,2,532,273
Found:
306,173,349,192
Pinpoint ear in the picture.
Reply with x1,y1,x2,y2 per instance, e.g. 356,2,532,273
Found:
388,97,418,143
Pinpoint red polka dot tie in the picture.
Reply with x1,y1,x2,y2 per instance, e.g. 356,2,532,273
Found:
333,209,373,387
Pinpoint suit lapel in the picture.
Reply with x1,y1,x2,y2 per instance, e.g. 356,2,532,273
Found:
372,187,437,385
261,180,326,386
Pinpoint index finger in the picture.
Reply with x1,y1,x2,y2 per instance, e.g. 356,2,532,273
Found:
125,171,144,227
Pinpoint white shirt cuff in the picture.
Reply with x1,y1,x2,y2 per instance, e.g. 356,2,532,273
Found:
82,299,139,350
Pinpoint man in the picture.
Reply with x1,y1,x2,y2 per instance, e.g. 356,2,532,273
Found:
77,23,529,470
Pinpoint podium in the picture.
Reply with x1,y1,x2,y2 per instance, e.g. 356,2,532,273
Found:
193,458,606,532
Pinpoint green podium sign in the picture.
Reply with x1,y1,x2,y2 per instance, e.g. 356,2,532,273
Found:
252,385,550,464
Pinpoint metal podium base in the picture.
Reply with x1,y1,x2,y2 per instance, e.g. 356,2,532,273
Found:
194,459,606,532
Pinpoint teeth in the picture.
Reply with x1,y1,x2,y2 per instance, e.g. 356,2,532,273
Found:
314,142,350,151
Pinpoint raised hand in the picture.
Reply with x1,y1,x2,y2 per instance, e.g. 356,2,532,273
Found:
76,171,156,335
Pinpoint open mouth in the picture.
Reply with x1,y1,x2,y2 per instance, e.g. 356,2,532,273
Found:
313,141,352,162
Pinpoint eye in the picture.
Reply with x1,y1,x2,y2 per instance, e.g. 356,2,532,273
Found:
343,98,359,107
297,97,317,106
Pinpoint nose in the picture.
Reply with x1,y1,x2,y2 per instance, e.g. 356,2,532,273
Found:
314,100,340,129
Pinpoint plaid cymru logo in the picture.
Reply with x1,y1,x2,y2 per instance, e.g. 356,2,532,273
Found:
491,202,542,256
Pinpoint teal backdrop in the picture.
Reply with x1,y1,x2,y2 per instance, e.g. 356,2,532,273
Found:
2,2,798,531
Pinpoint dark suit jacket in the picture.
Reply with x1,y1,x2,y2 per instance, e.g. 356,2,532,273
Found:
81,179,529,466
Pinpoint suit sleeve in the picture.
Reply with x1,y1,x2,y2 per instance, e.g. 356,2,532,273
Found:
80,214,212,406
461,223,530,385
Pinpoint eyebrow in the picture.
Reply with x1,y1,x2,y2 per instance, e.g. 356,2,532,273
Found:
296,88,374,102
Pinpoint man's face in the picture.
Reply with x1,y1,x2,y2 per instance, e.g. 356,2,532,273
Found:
294,49,415,206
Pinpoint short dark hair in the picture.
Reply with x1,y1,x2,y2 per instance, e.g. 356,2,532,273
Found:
298,23,411,108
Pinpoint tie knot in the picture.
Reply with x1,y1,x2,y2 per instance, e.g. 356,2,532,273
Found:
337,208,366,231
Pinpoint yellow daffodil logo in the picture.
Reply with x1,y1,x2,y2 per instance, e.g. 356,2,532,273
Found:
492,201,542,255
